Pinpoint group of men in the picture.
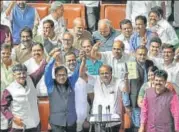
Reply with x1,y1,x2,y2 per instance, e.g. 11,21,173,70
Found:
1,1,179,132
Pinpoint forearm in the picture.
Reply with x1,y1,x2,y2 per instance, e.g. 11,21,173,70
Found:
30,59,47,86
5,2,15,17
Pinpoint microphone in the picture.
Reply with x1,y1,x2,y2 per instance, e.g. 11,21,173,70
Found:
98,105,102,122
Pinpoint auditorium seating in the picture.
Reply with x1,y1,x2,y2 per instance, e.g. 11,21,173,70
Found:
28,3,86,29
100,4,126,29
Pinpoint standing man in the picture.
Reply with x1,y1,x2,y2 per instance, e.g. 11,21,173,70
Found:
1,61,46,132
44,49,86,132
139,70,179,132
79,1,100,33
5,1,40,45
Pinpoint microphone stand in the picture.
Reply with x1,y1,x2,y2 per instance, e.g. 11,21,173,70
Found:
108,105,112,132
106,106,109,132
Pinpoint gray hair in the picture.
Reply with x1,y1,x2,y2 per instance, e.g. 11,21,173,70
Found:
98,19,113,29
50,1,63,13
12,64,27,72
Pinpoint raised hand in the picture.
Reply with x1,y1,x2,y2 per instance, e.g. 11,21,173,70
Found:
92,42,101,51
4,32,11,44
79,50,86,61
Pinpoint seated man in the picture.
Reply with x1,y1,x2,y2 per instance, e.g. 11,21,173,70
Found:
130,15,157,53
92,65,128,132
115,19,133,54
147,6,179,45
139,70,179,132
38,1,66,38
69,17,92,50
92,19,120,52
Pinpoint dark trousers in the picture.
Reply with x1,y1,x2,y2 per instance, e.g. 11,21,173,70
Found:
1,129,8,132
10,123,40,132
51,123,76,132
105,124,120,132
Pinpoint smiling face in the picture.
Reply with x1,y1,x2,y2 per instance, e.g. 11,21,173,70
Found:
55,68,68,84
135,19,146,33
65,54,77,72
32,44,44,62
149,12,160,26
1,48,11,63
149,42,161,56
13,70,27,86
162,48,174,64
154,76,167,94
121,23,133,38
99,66,112,85
20,31,32,47
81,40,92,57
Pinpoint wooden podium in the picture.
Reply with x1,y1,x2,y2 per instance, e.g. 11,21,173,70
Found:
38,97,50,132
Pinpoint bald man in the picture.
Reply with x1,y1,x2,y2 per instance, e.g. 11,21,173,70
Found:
92,19,120,52
91,40,132,79
69,17,92,50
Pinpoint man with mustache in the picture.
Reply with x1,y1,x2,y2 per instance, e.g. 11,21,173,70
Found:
92,64,128,132
148,6,179,45
24,43,48,96
1,61,46,132
70,17,92,50
130,15,157,53
155,44,179,94
5,1,40,45
44,47,86,132
139,70,179,132
11,27,33,63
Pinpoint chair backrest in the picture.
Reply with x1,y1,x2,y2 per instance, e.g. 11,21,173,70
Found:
100,4,126,29
63,4,86,29
28,3,86,29
28,3,50,19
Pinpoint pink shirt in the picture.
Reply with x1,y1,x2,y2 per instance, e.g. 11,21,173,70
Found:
141,88,179,132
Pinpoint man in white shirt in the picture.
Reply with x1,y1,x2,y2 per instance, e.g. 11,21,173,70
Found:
115,19,133,54
148,6,179,45
155,44,179,94
24,43,48,97
92,65,128,132
91,40,132,79
38,1,66,37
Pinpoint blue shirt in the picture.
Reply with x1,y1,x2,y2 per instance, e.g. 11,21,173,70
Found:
86,58,103,75
44,58,79,94
92,29,120,52
129,29,156,52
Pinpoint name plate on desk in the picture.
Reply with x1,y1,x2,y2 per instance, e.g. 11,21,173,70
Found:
127,62,138,79
89,114,121,123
